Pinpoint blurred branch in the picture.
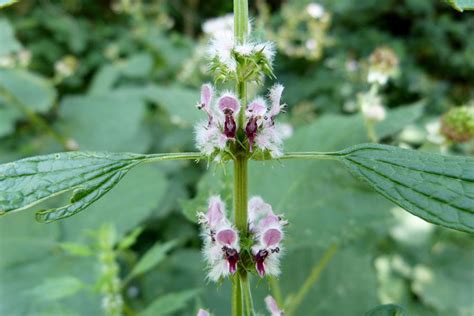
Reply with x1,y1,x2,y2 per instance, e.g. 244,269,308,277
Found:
0,84,71,150
285,244,339,316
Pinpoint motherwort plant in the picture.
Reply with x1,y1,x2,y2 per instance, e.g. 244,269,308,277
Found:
0,1,473,315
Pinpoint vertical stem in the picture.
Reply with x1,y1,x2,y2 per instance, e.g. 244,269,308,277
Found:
234,0,249,44
232,1,250,316
241,272,254,316
233,155,248,233
232,275,243,316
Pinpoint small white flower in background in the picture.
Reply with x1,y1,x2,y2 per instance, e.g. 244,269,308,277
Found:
54,55,78,79
196,309,210,316
425,120,445,145
305,39,318,50
367,47,399,86
248,196,287,277
0,54,15,68
202,14,236,38
358,90,386,122
198,196,240,281
17,49,32,67
367,70,389,86
265,295,284,316
306,3,325,19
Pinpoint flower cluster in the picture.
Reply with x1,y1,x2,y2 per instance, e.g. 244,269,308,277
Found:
358,88,386,123
198,196,287,281
198,196,240,281
248,197,287,277
267,2,331,61
205,16,275,83
367,46,399,86
194,83,290,158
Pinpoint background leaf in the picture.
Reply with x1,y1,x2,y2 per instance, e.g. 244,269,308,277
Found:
0,0,18,9
138,289,200,316
447,0,474,11
365,304,407,316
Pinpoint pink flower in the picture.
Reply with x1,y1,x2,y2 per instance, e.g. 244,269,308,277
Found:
245,98,267,152
217,92,240,140
197,309,210,316
248,196,286,277
265,296,284,316
197,83,214,125
199,196,241,281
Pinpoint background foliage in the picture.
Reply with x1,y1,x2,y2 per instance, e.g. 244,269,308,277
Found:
0,1,473,315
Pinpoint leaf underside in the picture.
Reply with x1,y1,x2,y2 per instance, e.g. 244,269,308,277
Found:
339,143,474,233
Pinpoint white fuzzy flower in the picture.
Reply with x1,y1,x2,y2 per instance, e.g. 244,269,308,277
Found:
359,90,386,122
199,196,241,282
248,196,286,277
265,296,284,316
368,70,389,86
306,3,325,19
202,14,235,37
425,120,445,145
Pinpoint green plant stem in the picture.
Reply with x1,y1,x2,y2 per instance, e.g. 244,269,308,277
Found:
0,85,70,150
285,244,339,316
232,275,243,316
233,156,248,233
241,272,254,316
232,1,251,315
234,0,248,44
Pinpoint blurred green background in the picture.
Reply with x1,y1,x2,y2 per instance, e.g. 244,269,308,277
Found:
0,0,473,315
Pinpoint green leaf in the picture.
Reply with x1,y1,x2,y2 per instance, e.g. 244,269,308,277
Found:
411,243,474,315
0,68,57,113
117,226,144,250
447,0,474,11
0,0,19,9
0,151,201,222
127,239,179,281
0,151,146,222
28,277,83,302
375,101,425,139
365,304,407,316
59,242,93,257
61,164,169,240
0,18,22,55
58,91,151,152
138,289,200,316
144,84,201,127
338,143,474,233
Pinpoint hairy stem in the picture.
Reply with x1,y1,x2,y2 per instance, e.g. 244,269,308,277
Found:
232,1,251,315
285,244,338,316
232,275,243,316
233,156,248,232
234,0,248,44
241,272,254,316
